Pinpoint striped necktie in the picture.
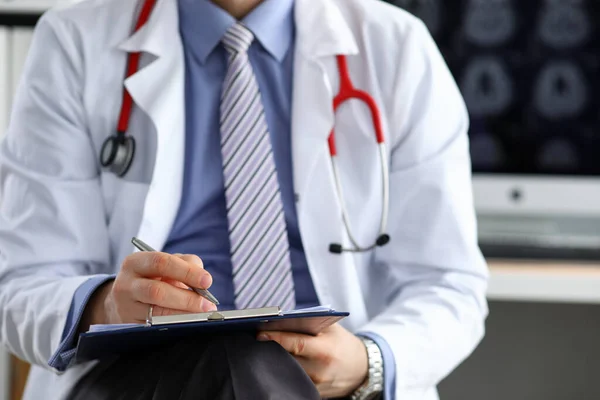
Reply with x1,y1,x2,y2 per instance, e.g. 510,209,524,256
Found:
220,22,296,311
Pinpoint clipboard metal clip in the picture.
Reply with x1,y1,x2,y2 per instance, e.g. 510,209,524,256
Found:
207,312,226,321
148,306,282,327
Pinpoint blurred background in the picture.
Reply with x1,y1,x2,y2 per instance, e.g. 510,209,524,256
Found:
384,1,600,399
1,0,600,399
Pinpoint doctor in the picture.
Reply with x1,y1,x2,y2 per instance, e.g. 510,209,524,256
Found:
0,0,489,399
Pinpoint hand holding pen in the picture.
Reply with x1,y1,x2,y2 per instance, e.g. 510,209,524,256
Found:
79,237,219,330
131,237,219,306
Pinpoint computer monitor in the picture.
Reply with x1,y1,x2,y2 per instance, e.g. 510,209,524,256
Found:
386,0,600,258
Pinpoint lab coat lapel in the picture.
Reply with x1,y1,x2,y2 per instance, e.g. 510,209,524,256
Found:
291,0,368,326
107,0,368,322
117,0,185,251
291,0,359,201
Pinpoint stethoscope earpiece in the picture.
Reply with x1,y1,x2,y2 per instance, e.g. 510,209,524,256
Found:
375,234,390,247
329,244,344,254
100,134,136,178
328,234,390,254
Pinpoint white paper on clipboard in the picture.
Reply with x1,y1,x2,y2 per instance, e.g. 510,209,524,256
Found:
89,305,334,333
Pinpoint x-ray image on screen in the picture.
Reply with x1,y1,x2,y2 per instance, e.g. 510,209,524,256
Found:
390,0,444,37
385,0,600,176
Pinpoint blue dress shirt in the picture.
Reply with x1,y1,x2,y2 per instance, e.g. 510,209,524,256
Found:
161,0,319,311
49,1,395,398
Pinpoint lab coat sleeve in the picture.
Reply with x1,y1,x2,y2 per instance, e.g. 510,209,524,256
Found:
0,12,112,372
358,332,396,399
48,275,116,371
357,18,489,397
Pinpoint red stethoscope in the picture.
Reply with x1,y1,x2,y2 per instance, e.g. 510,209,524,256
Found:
100,0,390,255
328,55,390,254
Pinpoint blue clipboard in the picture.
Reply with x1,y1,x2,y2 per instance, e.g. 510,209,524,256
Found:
74,306,349,363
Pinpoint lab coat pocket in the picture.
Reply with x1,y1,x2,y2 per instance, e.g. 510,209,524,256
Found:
327,101,385,257
103,175,151,260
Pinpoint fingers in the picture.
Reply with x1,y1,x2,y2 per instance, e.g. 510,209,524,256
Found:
121,301,155,324
123,301,200,324
174,254,204,268
151,304,206,318
152,254,201,291
111,252,216,324
160,277,190,290
136,277,216,312
257,331,322,359
123,252,213,290
114,276,216,314
168,255,203,290
294,357,331,390
294,356,319,379
258,332,333,396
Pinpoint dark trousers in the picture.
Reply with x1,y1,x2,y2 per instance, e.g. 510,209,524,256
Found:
67,332,321,400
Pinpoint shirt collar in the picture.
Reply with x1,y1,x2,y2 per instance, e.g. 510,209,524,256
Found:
178,0,295,64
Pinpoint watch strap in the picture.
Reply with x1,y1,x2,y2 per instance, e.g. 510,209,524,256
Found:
350,337,384,400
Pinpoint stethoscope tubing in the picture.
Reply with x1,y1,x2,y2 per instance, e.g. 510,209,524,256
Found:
328,55,390,253
104,0,391,254
329,142,389,253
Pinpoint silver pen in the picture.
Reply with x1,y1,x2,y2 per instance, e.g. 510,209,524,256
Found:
131,237,220,306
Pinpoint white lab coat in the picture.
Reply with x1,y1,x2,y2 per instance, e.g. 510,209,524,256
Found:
0,0,489,399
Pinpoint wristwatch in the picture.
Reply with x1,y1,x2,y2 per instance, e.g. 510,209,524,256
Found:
351,337,384,400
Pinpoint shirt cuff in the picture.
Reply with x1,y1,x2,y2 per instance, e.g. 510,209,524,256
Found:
48,274,116,372
358,331,396,400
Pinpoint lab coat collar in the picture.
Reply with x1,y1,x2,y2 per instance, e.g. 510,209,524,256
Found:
294,0,359,58
117,0,359,60
117,0,187,254
116,0,175,56
113,0,360,257
288,0,360,207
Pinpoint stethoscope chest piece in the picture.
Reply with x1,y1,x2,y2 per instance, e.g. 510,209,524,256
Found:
100,134,136,177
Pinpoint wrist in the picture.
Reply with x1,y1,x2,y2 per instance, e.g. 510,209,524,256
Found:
351,337,384,400
79,280,113,333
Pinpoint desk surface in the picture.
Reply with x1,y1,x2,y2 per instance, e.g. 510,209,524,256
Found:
488,259,600,304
